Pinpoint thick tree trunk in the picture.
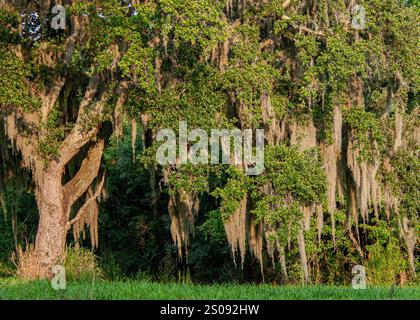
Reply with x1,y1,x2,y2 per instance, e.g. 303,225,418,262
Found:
31,140,105,278
34,166,67,277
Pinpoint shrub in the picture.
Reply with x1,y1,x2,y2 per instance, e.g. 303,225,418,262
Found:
365,240,407,286
11,245,43,280
64,247,103,282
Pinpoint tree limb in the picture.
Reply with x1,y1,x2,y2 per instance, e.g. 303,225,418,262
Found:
40,15,85,123
66,173,105,230
57,74,102,168
63,139,105,216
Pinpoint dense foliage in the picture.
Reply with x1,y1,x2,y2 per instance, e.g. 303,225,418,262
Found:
0,0,418,286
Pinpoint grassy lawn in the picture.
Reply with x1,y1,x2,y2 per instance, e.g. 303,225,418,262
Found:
0,278,419,300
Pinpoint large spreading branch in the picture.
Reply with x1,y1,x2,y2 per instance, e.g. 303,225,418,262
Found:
63,139,105,217
66,173,105,230
56,74,102,168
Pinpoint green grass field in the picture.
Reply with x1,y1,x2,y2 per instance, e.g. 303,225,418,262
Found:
0,279,419,300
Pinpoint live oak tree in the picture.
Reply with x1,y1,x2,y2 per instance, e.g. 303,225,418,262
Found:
140,0,419,284
0,0,142,277
0,0,229,278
